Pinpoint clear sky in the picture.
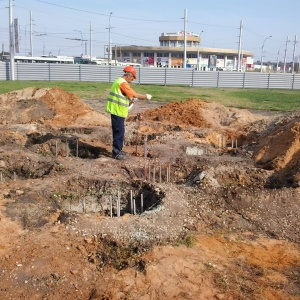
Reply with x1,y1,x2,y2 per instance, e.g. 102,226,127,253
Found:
0,0,299,62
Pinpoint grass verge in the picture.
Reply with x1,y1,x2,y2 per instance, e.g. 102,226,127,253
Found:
1,80,300,111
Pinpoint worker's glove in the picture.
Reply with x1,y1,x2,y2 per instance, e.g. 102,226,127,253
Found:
146,94,152,101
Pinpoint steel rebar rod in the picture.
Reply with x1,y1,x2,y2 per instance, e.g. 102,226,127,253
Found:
55,140,58,157
110,195,113,218
141,193,144,213
159,164,162,183
117,191,121,217
144,135,147,159
130,190,133,214
76,138,79,157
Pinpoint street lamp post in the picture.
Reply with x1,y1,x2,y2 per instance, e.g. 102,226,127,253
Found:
183,9,187,68
276,44,285,73
260,35,272,73
29,10,34,56
25,24,30,56
197,30,204,71
106,12,113,64
74,30,84,55
9,0,14,80
283,36,290,73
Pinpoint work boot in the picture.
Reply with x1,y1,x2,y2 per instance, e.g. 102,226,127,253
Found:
121,151,130,157
112,152,126,160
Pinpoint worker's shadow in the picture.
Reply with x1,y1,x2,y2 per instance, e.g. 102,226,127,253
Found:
68,139,111,159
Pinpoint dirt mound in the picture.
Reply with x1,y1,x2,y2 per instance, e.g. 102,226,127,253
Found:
0,87,110,128
131,99,263,130
255,117,300,170
0,89,300,300
254,115,300,187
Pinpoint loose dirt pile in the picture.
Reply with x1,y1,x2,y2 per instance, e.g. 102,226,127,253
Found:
0,87,299,300
0,87,110,128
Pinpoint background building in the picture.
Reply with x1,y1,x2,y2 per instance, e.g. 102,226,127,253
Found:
112,31,254,71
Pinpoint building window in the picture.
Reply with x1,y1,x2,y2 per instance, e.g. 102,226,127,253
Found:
172,53,183,58
157,53,169,57
187,53,197,58
227,56,234,60
217,55,224,59
202,54,209,59
144,52,154,57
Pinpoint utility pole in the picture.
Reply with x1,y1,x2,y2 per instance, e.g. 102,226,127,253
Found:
107,12,112,64
183,9,187,69
237,20,243,72
292,35,297,73
89,21,92,59
30,10,33,56
9,0,15,80
283,36,289,73
197,30,203,71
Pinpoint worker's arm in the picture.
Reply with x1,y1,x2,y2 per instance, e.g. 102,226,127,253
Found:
120,82,151,100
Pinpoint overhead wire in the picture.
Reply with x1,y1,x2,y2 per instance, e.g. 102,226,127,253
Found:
34,0,180,23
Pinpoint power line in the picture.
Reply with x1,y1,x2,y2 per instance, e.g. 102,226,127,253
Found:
34,0,180,23
189,21,236,28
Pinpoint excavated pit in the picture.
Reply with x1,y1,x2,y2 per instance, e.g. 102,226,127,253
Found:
1,88,300,300
53,178,164,217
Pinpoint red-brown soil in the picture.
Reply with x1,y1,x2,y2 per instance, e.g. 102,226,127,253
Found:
0,88,299,300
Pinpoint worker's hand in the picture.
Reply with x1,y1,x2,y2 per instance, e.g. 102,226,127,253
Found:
146,94,152,101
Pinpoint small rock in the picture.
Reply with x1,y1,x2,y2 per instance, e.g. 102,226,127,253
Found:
16,190,24,195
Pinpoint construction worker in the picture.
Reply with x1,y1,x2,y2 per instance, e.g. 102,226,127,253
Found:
106,65,152,160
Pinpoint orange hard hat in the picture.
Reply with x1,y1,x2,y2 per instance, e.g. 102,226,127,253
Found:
123,66,137,79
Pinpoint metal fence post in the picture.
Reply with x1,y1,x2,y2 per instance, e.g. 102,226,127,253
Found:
191,68,194,87
109,64,111,83
48,64,51,81
164,67,167,86
243,72,246,89
267,73,270,89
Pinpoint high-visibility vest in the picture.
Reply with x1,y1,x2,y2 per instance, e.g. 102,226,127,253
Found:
106,77,130,118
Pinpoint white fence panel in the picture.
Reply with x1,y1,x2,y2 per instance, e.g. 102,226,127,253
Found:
218,72,244,88
80,65,113,82
244,73,269,89
0,62,9,80
16,63,50,81
49,64,80,81
293,74,300,90
193,71,218,87
139,68,166,85
1,62,300,90
166,68,193,86
269,73,293,89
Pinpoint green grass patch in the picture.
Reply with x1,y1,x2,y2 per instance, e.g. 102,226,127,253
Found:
1,81,300,112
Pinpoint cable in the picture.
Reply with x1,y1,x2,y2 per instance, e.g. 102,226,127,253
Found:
34,0,180,23
189,21,236,28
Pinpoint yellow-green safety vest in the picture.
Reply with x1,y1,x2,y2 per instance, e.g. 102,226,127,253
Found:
106,77,130,118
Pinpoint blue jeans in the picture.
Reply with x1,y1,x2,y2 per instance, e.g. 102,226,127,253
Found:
111,114,125,156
